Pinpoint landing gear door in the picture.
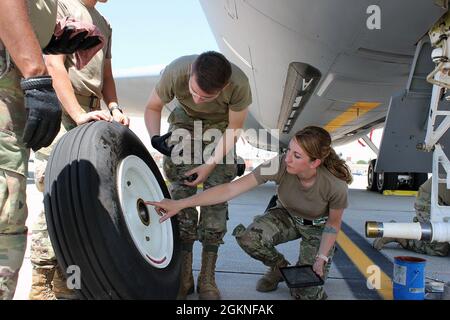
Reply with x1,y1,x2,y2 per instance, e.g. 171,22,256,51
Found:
375,90,450,173
376,37,450,173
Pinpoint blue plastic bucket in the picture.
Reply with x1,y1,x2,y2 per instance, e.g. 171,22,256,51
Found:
393,256,426,300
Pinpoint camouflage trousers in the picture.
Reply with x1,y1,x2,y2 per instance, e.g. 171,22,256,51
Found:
163,106,237,248
0,171,28,300
29,158,57,268
0,62,28,300
403,190,450,256
233,204,335,300
30,103,93,269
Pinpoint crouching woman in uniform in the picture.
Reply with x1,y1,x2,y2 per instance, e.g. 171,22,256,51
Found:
147,126,352,300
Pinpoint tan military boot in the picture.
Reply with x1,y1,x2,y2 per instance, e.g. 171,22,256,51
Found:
52,266,78,300
256,260,288,292
373,237,408,250
177,250,194,300
197,251,220,300
29,267,56,300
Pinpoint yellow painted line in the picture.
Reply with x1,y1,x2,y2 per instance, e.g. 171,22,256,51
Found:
337,230,393,300
325,102,381,133
383,190,418,197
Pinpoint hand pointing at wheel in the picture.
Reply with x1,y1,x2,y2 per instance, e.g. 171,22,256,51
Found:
145,199,185,223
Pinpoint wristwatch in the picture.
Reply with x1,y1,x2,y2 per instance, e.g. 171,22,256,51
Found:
315,253,329,263
109,105,123,115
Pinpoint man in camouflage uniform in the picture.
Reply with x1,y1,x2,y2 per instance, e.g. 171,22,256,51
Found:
373,178,450,256
233,198,334,300
1,0,100,300
145,51,251,300
28,0,129,300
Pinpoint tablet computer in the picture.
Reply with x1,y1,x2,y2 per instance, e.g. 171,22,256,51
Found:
279,265,324,288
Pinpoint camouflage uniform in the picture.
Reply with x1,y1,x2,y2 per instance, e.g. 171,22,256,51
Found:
233,201,334,300
0,0,60,299
164,107,238,299
163,106,237,248
0,44,29,300
29,0,113,291
403,182,450,256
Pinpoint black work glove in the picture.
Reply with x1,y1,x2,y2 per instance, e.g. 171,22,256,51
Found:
21,76,62,151
43,27,102,55
151,132,174,157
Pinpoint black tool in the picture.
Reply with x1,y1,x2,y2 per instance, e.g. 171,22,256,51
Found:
186,173,198,183
279,265,324,288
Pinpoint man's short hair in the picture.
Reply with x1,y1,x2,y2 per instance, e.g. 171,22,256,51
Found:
192,51,232,94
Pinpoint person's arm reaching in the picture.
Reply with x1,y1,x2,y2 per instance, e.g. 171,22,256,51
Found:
145,89,175,156
102,58,129,126
147,172,259,223
45,54,112,125
0,0,47,77
313,208,344,277
0,0,63,151
211,108,248,164
184,108,248,186
144,88,165,138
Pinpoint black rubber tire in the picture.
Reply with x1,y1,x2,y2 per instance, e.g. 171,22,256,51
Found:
377,172,398,193
44,121,180,299
367,159,378,191
412,173,428,190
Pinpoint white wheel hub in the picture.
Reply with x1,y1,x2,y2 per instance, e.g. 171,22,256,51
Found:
117,155,173,269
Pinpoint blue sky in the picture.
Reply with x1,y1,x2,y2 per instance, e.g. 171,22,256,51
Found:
97,0,219,70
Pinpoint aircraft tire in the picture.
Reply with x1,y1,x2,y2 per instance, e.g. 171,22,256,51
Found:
44,121,181,299
367,159,378,191
412,173,428,190
377,172,398,193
